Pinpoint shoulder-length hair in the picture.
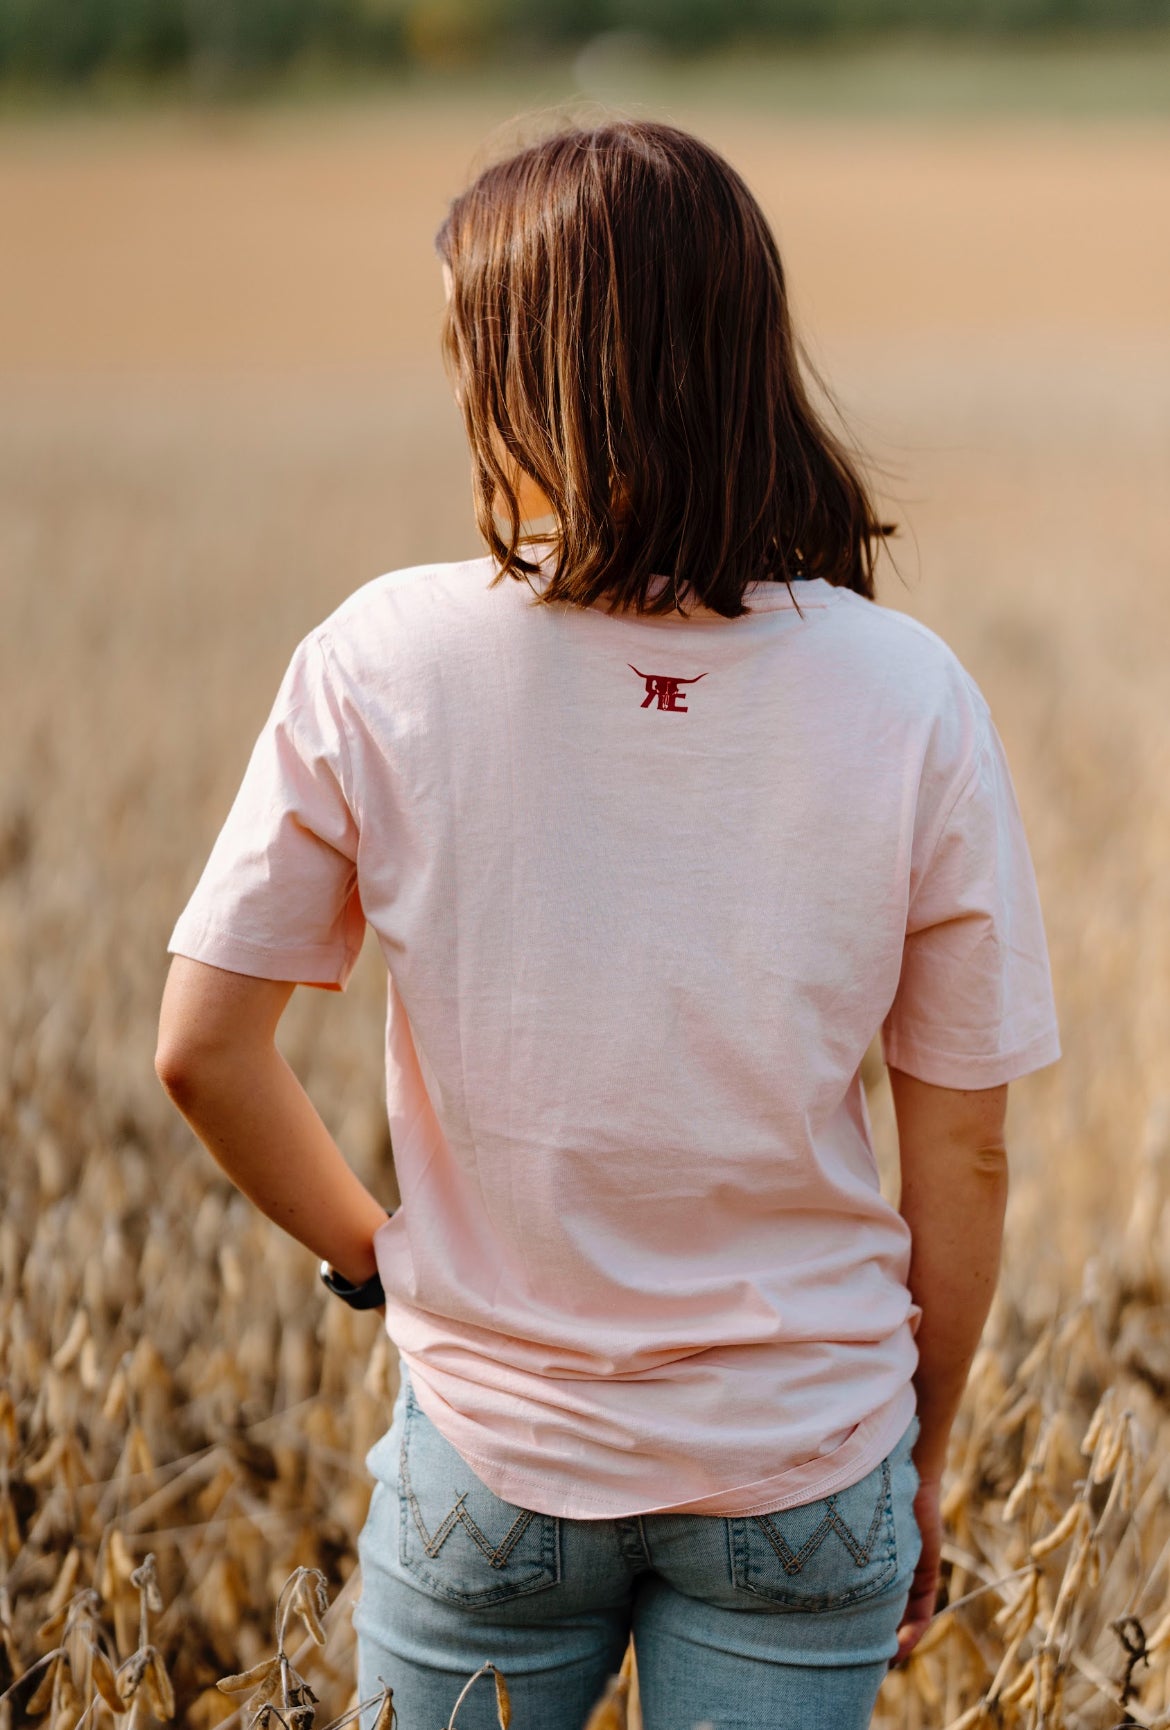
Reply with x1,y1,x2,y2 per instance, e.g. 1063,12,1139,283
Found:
435,119,893,619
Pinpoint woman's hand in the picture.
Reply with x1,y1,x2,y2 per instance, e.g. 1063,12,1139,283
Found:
893,1475,942,1664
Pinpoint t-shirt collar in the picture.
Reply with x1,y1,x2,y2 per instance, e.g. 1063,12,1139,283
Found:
514,532,834,614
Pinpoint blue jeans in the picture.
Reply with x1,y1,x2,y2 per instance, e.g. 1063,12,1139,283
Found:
355,1368,921,1730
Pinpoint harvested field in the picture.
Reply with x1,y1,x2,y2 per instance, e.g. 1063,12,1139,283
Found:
2,87,1169,1728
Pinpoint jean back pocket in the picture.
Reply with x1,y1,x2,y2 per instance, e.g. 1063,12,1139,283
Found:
728,1453,899,1611
397,1387,561,1608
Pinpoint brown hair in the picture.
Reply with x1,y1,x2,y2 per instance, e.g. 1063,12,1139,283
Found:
436,119,893,619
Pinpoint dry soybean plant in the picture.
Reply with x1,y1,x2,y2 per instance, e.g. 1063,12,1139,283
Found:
212,1569,635,1730
2,864,1169,1727
0,1550,174,1729
3,928,1158,1730
5,1105,1170,1729
879,1100,1170,1730
214,1565,398,1730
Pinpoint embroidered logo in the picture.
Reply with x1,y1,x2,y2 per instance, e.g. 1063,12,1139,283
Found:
628,665,708,712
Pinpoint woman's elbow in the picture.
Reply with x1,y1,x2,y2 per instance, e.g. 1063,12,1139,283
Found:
154,1028,212,1106
970,1140,1010,1184
154,1010,241,1105
155,958,292,1101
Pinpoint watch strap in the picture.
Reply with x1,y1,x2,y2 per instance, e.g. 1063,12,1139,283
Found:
319,1259,385,1310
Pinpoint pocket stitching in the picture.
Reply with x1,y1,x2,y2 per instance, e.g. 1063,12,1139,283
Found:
752,1457,892,1577
405,1472,537,1570
728,1458,898,1610
396,1389,562,1606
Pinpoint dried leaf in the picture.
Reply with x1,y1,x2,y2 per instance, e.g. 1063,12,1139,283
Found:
371,1687,396,1730
25,1439,66,1487
1094,1408,1134,1483
35,1603,69,1644
290,1570,328,1647
0,1389,17,1452
53,1654,78,1713
45,1550,81,1620
26,1655,61,1715
144,1649,176,1720
115,1648,149,1705
51,1311,88,1373
492,1665,512,1729
125,1424,154,1480
0,1487,21,1561
90,1646,123,1712
101,1364,127,1425
99,1530,136,1601
582,1667,630,1730
1147,1604,1170,1655
285,1668,318,1709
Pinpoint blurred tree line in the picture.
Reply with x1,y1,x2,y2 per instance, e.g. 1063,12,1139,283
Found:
2,0,1168,83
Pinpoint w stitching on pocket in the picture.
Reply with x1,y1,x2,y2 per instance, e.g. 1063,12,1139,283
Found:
396,1390,561,1606
728,1456,899,1609
753,1457,891,1576
401,1439,536,1571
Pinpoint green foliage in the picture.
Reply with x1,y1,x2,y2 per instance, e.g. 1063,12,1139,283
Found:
2,0,1169,82
0,0,402,79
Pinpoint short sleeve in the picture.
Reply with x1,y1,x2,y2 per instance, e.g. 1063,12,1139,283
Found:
880,713,1061,1088
168,631,365,991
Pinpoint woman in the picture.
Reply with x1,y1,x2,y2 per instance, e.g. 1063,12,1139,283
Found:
156,120,1061,1730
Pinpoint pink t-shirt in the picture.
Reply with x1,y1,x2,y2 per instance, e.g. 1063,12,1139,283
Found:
169,552,1061,1519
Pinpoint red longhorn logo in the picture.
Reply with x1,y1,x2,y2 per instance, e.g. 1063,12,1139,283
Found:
628,666,708,712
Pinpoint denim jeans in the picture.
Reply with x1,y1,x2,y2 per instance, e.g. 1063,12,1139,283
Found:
355,1367,921,1730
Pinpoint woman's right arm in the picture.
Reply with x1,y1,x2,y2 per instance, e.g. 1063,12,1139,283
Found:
888,1066,1010,1662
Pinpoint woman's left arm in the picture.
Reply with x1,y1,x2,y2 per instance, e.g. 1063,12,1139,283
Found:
155,955,390,1288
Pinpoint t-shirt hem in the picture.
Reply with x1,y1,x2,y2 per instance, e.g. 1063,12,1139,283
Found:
406,1375,918,1521
167,920,359,991
882,1023,1062,1088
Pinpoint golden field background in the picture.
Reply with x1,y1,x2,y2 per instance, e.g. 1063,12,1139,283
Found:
2,74,1170,1728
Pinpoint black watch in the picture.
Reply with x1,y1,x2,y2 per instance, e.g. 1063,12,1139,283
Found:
319,1260,385,1310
